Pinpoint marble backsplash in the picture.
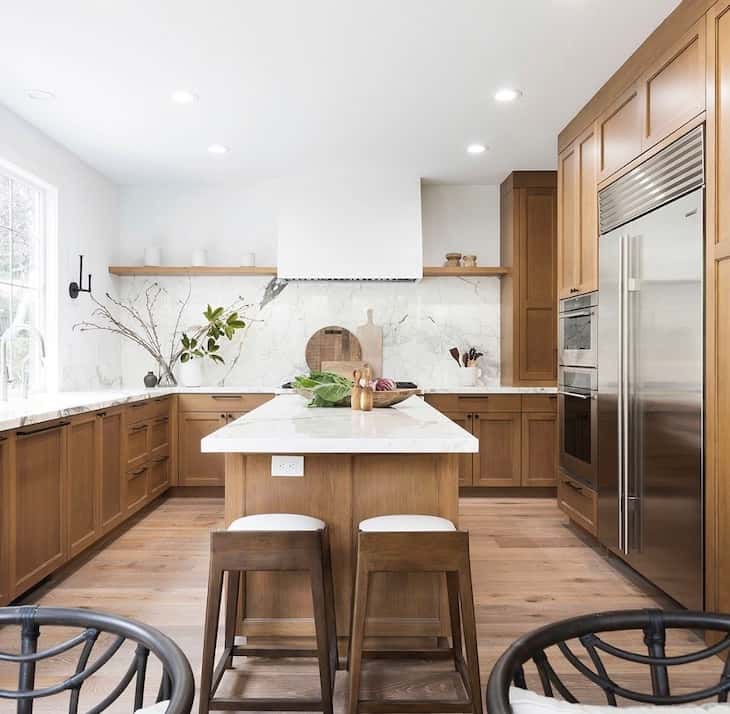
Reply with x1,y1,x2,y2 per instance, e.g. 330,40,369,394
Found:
104,275,500,389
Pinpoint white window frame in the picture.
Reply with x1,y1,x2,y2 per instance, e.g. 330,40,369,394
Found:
0,156,58,395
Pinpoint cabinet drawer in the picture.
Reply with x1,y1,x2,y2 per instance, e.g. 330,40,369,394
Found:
126,465,148,510
522,395,558,413
178,393,273,413
149,415,169,451
558,472,597,536
425,394,521,413
148,396,171,420
126,400,152,423
126,423,148,469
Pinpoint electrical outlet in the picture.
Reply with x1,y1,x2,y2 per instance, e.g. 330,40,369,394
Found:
271,455,305,477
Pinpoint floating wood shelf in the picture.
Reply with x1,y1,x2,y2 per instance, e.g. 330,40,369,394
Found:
421,266,511,277
108,265,511,278
108,266,277,276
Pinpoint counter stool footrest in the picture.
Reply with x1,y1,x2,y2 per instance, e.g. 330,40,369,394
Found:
362,649,456,660
231,646,319,658
358,700,474,713
209,697,324,711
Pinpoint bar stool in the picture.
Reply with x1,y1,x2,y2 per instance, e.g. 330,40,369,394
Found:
199,513,338,714
347,514,482,714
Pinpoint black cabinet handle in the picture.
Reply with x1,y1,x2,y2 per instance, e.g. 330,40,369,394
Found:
130,402,147,409
155,416,169,424
211,395,242,400
130,466,148,477
96,411,107,417
130,424,147,433
17,421,70,436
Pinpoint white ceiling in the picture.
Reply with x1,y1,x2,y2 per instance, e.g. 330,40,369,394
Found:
0,0,680,186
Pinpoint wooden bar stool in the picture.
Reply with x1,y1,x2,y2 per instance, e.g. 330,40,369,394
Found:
199,513,338,714
347,514,482,714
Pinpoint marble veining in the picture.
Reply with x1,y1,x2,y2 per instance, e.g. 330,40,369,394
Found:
201,394,480,454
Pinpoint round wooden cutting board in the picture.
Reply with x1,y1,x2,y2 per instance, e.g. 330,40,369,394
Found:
305,326,362,371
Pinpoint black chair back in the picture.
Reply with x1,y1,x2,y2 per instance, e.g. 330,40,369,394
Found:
487,609,730,713
0,606,194,713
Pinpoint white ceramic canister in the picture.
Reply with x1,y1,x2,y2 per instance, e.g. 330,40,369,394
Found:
192,248,208,267
144,246,162,266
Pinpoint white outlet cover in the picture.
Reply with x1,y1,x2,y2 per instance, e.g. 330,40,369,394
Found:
271,455,305,477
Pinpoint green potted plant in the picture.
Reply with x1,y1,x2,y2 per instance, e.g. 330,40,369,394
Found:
178,305,247,387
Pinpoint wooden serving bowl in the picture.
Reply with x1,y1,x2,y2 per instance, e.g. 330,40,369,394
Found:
294,387,420,408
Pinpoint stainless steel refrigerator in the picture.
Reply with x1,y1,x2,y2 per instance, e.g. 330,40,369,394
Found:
597,126,704,610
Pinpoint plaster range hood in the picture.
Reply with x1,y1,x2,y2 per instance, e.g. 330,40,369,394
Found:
276,173,423,281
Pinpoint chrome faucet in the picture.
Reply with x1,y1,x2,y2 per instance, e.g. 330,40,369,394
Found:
0,323,46,400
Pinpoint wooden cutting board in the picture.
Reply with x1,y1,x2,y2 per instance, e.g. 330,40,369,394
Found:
356,309,383,378
321,360,368,379
305,326,362,371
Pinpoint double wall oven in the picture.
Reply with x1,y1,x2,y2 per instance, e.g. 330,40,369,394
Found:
559,293,598,489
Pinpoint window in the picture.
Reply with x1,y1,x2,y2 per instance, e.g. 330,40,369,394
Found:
0,168,46,395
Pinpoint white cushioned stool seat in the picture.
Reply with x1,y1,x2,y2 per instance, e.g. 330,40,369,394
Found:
359,514,456,532
228,513,325,531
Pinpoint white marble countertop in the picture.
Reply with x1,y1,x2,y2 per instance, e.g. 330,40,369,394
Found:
201,394,479,454
0,383,557,432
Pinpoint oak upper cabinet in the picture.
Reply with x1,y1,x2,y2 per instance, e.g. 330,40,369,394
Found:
443,411,474,486
597,83,643,182
558,126,598,299
99,408,124,534
11,421,68,597
472,411,522,487
500,172,557,386
67,414,99,558
641,18,705,151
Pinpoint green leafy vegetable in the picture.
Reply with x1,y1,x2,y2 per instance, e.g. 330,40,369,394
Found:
293,371,353,407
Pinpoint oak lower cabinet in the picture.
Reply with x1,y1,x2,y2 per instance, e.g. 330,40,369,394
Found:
177,394,273,486
0,436,9,604
472,412,522,486
99,408,124,534
67,414,99,558
11,421,68,598
426,394,557,488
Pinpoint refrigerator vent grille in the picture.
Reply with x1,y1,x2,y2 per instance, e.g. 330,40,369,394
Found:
598,126,704,234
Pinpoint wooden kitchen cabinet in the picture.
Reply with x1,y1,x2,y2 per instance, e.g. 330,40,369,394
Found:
472,412,522,487
178,412,227,486
67,413,99,558
521,411,558,487
0,436,10,605
597,83,643,182
11,421,68,597
443,411,474,486
99,408,124,534
500,172,557,386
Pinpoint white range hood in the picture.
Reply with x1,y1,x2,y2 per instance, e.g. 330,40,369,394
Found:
276,173,423,281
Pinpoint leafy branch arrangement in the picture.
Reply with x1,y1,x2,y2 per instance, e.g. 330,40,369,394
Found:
74,282,251,385
180,305,247,364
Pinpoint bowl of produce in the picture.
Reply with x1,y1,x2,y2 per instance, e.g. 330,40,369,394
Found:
292,372,420,408
370,378,420,407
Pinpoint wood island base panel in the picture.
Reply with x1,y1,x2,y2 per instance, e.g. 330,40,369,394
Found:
223,451,459,642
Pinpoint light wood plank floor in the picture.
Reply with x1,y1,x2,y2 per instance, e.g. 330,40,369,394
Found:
0,495,718,712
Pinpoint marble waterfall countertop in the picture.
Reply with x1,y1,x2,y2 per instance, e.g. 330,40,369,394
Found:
201,394,480,454
0,384,557,432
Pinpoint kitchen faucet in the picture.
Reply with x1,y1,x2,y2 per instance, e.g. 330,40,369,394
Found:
0,323,46,401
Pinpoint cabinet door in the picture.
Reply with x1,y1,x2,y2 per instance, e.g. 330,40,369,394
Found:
577,125,598,294
67,415,98,558
178,412,227,486
0,437,9,605
642,18,705,150
148,453,170,496
521,412,557,487
473,412,521,487
12,422,67,596
558,143,579,298
99,409,124,533
518,186,557,382
597,84,643,181
443,412,474,486
126,464,149,512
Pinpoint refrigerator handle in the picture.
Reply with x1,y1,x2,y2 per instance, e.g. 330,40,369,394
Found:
618,232,629,555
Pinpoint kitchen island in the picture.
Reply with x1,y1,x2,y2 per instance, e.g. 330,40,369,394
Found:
202,393,478,645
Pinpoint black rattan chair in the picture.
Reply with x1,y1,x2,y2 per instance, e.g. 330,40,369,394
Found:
0,606,194,713
486,609,730,713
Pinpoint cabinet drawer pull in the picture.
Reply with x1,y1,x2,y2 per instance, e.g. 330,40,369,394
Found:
154,416,169,424
152,456,168,464
130,466,148,477
211,395,243,400
130,402,147,409
130,424,148,433
96,411,107,417
458,395,489,399
563,480,584,495
17,421,70,436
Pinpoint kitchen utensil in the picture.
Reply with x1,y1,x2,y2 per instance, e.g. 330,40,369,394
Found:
305,326,362,371
355,309,383,377
321,360,368,379
445,253,462,267
449,347,461,366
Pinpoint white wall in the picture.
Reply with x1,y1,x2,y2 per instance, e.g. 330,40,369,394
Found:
0,102,121,391
421,184,500,266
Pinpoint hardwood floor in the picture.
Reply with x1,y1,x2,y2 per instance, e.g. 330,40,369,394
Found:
0,495,716,712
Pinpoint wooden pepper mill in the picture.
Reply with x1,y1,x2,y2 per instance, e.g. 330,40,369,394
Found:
351,369,363,410
360,366,374,411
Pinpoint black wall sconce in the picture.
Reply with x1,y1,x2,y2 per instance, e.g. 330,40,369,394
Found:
69,255,92,299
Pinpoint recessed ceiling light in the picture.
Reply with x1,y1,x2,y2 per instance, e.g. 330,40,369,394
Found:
467,143,487,155
208,144,228,155
27,89,55,101
171,90,198,104
495,87,522,103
